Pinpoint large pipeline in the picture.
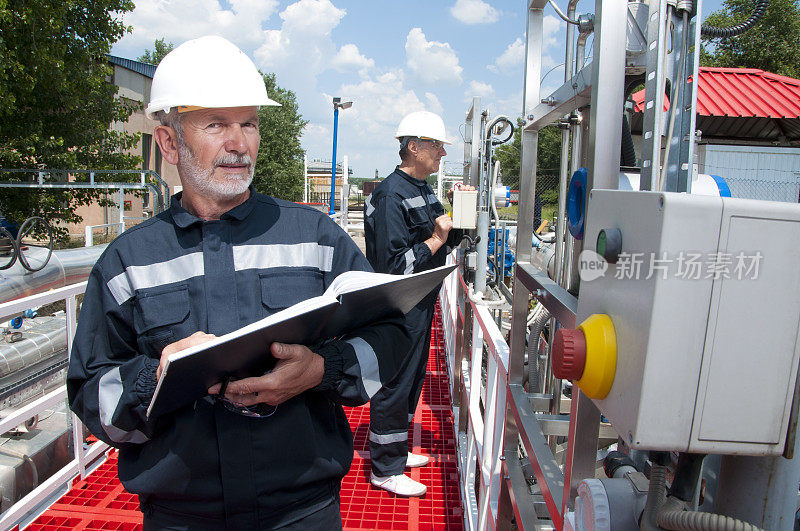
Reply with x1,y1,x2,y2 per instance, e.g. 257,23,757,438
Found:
0,245,106,304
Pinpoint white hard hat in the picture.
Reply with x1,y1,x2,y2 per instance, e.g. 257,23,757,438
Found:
145,35,280,120
395,111,452,144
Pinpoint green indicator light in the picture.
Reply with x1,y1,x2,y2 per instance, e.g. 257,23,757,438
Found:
597,230,607,256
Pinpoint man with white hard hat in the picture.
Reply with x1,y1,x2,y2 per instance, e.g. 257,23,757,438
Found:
68,35,409,529
364,111,470,496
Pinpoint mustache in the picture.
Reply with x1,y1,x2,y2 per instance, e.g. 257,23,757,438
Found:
215,153,252,167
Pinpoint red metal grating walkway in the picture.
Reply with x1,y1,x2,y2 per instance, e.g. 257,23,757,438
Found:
23,307,463,530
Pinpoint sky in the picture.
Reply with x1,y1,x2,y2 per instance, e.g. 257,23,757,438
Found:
110,0,725,180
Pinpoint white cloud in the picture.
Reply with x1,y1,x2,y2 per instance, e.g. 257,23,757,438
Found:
337,69,432,136
543,14,560,48
115,0,279,53
424,93,444,116
404,28,463,85
466,80,494,99
450,0,499,25
331,44,374,73
489,37,524,73
255,0,346,77
251,0,377,122
281,0,345,33
301,68,453,177
488,18,559,75
490,90,523,119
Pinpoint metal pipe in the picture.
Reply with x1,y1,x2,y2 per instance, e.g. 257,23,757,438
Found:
474,211,490,294
714,431,800,529
553,0,579,290
0,245,106,304
561,26,591,295
546,0,583,417
0,316,67,378
548,0,580,25
566,104,591,294
329,103,340,216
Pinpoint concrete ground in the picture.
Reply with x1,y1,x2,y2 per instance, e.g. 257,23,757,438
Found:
351,233,366,255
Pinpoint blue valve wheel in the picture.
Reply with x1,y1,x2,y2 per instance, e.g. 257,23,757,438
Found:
567,167,588,240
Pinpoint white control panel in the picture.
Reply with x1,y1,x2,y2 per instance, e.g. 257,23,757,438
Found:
452,189,478,229
578,190,800,455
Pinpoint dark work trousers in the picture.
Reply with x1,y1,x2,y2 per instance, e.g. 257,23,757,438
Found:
369,291,437,476
142,497,342,531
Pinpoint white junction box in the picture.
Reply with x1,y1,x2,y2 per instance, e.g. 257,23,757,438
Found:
578,190,800,455
451,189,478,229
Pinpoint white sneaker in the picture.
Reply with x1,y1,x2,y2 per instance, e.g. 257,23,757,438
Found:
406,452,429,468
370,472,427,497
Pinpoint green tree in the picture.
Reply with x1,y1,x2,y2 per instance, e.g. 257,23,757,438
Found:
700,0,800,78
494,119,562,200
0,0,140,240
137,38,175,66
253,72,308,201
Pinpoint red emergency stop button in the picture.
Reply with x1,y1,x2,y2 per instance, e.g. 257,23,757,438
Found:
553,328,587,380
553,314,617,400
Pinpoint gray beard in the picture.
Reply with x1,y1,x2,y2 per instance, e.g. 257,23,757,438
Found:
178,143,254,201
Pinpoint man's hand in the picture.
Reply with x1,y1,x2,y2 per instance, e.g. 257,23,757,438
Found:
425,214,454,255
159,331,216,379
432,214,453,243
207,342,324,406
446,184,476,204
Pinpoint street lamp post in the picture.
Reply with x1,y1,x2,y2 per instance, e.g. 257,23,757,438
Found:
329,96,352,216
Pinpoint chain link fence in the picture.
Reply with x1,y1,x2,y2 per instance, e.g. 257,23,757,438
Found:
699,149,800,204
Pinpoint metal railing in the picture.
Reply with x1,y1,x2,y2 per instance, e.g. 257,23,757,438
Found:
0,169,170,215
441,248,619,530
440,255,511,530
84,223,126,247
0,283,110,530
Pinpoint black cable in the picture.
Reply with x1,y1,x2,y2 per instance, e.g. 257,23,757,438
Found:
701,0,769,38
669,453,706,502
620,114,637,167
490,119,515,146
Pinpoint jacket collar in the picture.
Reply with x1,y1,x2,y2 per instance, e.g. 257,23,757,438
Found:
395,167,428,188
170,184,258,228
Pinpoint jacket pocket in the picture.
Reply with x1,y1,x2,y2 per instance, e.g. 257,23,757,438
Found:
133,284,191,355
405,205,434,238
260,270,323,316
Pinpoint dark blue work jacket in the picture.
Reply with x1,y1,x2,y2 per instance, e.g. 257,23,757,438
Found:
364,168,461,280
67,187,409,529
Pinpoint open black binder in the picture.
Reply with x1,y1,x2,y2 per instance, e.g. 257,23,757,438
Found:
147,264,456,417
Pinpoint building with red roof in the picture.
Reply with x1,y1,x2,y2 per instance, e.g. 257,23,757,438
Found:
630,67,800,202
632,67,800,143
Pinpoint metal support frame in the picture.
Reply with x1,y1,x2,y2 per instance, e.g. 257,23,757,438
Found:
639,0,671,191
585,0,627,192
666,1,703,193
494,1,628,528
